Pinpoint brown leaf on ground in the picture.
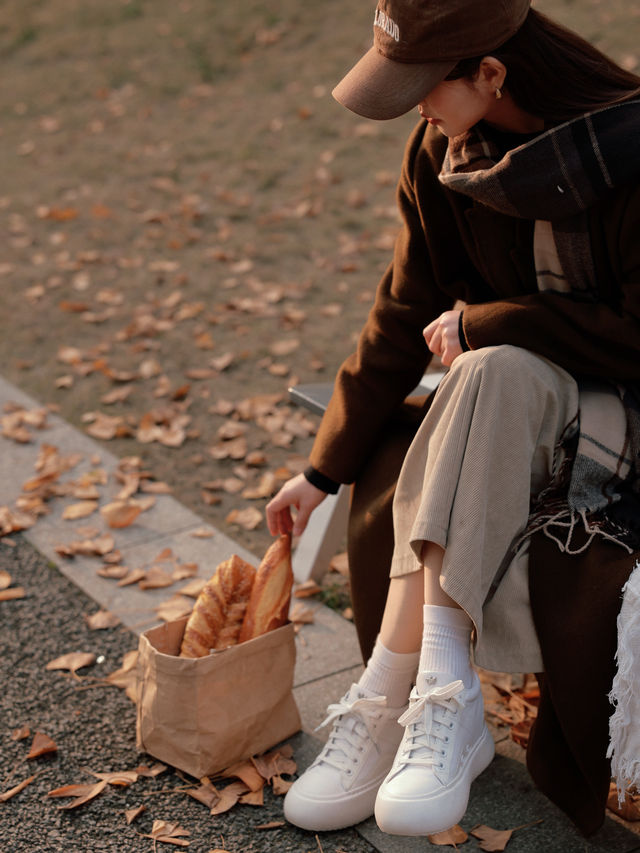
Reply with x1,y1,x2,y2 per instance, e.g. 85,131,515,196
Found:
27,732,58,759
221,760,265,793
124,804,146,824
0,586,26,601
190,527,213,538
172,562,198,581
62,500,99,520
48,780,108,809
294,580,321,598
271,775,294,795
289,602,315,626
225,506,262,530
88,770,139,786
144,819,190,846
97,564,129,579
241,472,278,500
251,745,296,782
11,725,31,741
239,787,264,806
100,500,143,528
0,570,11,589
85,609,120,629
56,533,115,559
0,774,38,802
209,785,245,815
427,825,468,847
607,782,640,821
178,578,207,598
156,594,194,622
141,480,172,494
101,384,134,405
187,783,221,810
139,566,176,590
46,652,97,674
134,763,167,778
117,568,147,587
470,824,514,851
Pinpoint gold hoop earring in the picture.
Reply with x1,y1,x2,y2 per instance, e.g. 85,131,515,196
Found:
495,87,503,100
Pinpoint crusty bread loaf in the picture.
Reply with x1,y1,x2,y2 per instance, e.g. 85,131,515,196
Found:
179,554,256,657
238,534,293,643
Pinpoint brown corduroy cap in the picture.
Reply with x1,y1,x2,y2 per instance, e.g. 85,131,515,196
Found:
333,0,531,120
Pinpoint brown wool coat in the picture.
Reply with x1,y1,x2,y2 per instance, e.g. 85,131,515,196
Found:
308,120,640,835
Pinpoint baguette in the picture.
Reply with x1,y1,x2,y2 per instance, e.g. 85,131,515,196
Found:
179,554,257,657
238,533,293,643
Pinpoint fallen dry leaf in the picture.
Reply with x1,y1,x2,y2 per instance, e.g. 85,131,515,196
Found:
11,725,31,741
470,824,514,851
88,769,138,786
144,819,190,846
85,610,120,630
190,527,213,539
0,569,11,589
155,594,194,622
134,763,167,778
225,506,262,531
62,501,99,520
607,782,640,821
117,568,147,587
294,580,321,598
428,825,468,847
289,602,315,625
46,652,97,675
139,566,175,590
97,564,129,579
100,500,143,529
0,586,26,601
27,732,58,759
0,774,38,802
48,780,107,809
124,804,146,824
178,578,207,598
221,760,265,793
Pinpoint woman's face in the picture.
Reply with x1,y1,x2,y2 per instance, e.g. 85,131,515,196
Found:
417,77,495,138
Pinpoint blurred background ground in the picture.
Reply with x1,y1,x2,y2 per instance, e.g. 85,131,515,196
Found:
0,0,638,565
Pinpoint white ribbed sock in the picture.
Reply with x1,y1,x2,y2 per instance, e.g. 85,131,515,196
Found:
358,637,420,707
420,604,474,688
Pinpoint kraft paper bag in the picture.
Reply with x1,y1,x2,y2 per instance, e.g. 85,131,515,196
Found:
136,617,301,778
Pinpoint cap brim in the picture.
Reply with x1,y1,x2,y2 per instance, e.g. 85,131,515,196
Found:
332,46,456,120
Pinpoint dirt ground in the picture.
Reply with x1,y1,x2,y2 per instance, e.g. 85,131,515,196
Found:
0,0,638,566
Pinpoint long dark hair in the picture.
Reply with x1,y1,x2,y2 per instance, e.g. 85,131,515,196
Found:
447,8,640,123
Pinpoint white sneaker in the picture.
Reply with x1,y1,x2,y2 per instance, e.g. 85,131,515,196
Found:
374,671,494,836
283,683,406,831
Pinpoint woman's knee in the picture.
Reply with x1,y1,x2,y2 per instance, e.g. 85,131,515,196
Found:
449,344,542,381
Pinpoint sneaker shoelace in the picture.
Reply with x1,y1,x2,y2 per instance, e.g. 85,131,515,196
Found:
394,680,466,770
313,692,389,774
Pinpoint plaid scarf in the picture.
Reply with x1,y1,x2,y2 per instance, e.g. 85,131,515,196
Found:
439,101,640,554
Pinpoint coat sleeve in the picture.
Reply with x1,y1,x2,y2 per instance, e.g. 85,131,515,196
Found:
308,123,459,485
461,182,640,382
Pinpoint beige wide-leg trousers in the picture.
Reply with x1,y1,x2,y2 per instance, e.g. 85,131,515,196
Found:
390,345,579,673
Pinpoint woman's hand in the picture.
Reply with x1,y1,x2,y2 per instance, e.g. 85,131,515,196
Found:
423,310,464,366
266,473,328,537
